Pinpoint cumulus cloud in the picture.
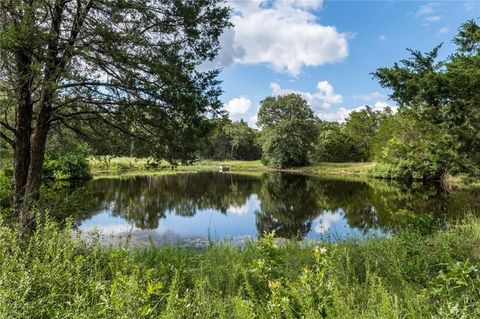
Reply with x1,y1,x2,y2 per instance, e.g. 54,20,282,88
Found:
270,81,343,110
227,204,249,216
317,107,351,122
224,96,253,120
438,27,450,35
214,0,349,76
248,115,258,128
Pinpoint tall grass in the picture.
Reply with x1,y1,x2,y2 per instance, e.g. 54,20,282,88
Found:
0,215,479,318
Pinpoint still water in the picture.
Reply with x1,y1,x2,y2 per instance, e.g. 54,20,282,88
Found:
75,172,479,244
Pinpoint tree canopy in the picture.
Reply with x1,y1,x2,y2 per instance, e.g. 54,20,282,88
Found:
0,0,231,229
257,94,317,168
373,19,480,181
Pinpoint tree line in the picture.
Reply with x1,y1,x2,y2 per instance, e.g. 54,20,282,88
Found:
225,19,479,184
0,1,477,233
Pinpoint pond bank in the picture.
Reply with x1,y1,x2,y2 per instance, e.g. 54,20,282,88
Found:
89,157,480,189
2,216,479,318
89,157,375,179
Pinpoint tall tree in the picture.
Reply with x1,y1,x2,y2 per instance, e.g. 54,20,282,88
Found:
0,0,230,231
373,20,480,181
257,94,317,168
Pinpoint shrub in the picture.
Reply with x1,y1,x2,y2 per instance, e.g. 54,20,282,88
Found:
43,153,92,180
0,171,12,208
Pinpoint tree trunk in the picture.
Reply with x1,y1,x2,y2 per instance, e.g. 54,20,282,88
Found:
13,50,34,232
25,93,53,201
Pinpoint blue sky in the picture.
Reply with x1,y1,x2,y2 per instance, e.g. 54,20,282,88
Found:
210,0,479,126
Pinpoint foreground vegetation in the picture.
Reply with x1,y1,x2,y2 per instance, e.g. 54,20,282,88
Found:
0,215,479,318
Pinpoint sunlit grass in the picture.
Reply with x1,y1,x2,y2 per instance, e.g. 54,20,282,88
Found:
0,214,479,318
89,157,375,179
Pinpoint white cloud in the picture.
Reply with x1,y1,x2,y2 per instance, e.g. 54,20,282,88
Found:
214,0,349,76
224,96,253,120
425,15,441,23
373,101,394,112
438,27,450,35
249,83,397,124
316,100,396,123
353,91,388,102
248,115,258,128
414,2,439,17
228,204,249,216
412,3,443,26
317,107,351,122
314,212,343,234
270,81,343,110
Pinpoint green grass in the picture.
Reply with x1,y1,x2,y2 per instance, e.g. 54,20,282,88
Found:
89,158,480,189
1,214,479,318
89,157,375,179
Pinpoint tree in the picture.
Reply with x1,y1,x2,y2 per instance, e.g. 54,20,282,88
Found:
343,106,387,161
311,121,358,163
223,120,261,160
0,0,230,231
373,20,480,181
201,118,261,160
257,94,317,168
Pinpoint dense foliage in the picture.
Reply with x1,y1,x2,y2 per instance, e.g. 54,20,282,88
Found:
257,94,317,168
201,118,262,161
43,154,91,181
0,0,231,227
0,216,478,318
311,107,392,163
311,121,357,163
372,20,480,181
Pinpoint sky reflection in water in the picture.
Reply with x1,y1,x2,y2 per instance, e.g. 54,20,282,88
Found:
76,172,479,243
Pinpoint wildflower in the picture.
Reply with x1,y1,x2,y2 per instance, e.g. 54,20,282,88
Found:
268,280,281,290
313,246,327,255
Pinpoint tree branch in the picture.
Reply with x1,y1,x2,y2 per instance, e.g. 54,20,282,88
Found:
0,130,14,147
0,121,16,135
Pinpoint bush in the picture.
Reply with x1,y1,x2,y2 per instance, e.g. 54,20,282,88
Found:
311,127,359,163
0,171,12,208
43,153,92,180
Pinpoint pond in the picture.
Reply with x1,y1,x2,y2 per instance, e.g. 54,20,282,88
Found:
73,172,479,245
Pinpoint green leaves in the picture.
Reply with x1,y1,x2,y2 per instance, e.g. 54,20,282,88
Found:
258,94,317,168
371,19,480,181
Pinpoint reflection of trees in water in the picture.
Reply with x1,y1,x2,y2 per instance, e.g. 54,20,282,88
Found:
255,174,480,237
73,172,480,239
255,173,320,238
84,173,260,229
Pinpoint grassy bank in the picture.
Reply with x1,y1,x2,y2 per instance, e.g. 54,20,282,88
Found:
89,157,480,189
1,215,479,318
89,157,375,179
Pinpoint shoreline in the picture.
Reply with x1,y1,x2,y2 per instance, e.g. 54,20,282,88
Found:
89,158,479,189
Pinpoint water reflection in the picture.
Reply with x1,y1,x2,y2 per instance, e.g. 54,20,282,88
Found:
73,172,479,242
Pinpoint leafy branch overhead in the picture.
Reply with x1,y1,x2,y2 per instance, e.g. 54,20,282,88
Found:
0,0,231,229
